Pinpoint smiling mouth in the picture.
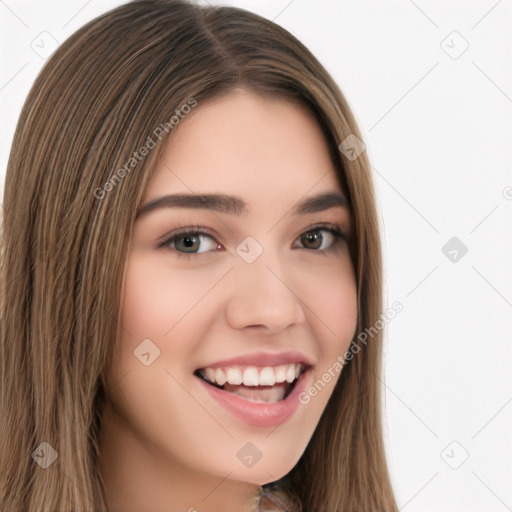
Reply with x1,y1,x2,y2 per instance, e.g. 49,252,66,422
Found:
194,363,309,403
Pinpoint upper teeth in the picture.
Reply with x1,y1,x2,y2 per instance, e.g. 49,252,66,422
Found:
202,363,304,387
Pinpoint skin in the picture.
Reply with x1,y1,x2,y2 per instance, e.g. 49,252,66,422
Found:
98,88,358,512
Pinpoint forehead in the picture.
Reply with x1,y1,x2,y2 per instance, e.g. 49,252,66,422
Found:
145,89,342,201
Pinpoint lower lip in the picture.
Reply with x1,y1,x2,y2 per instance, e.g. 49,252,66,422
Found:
197,367,312,428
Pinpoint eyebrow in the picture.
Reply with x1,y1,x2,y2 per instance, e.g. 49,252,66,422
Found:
135,191,348,219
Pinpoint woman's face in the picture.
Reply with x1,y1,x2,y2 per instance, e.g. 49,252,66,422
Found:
103,89,357,487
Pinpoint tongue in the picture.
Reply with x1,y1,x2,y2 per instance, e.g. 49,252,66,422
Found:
222,382,290,403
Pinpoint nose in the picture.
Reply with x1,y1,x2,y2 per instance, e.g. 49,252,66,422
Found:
224,251,306,333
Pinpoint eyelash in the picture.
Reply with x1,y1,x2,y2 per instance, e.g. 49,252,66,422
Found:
156,223,347,258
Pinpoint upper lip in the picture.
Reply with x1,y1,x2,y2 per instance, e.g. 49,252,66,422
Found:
197,350,315,369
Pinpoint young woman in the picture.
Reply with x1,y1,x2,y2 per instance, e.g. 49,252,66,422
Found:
0,1,397,510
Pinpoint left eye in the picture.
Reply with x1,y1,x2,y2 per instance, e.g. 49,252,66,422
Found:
164,233,220,253
294,228,339,250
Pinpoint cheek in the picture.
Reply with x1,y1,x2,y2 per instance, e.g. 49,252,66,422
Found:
111,254,219,399
294,258,357,403
119,253,229,344
317,278,357,340
297,256,358,351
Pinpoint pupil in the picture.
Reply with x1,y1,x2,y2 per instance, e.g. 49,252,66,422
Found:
303,231,321,249
180,235,198,252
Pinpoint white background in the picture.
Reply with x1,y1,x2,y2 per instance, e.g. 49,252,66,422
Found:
1,1,511,510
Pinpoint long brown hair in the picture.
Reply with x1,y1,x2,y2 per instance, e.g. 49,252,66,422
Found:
0,1,397,510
